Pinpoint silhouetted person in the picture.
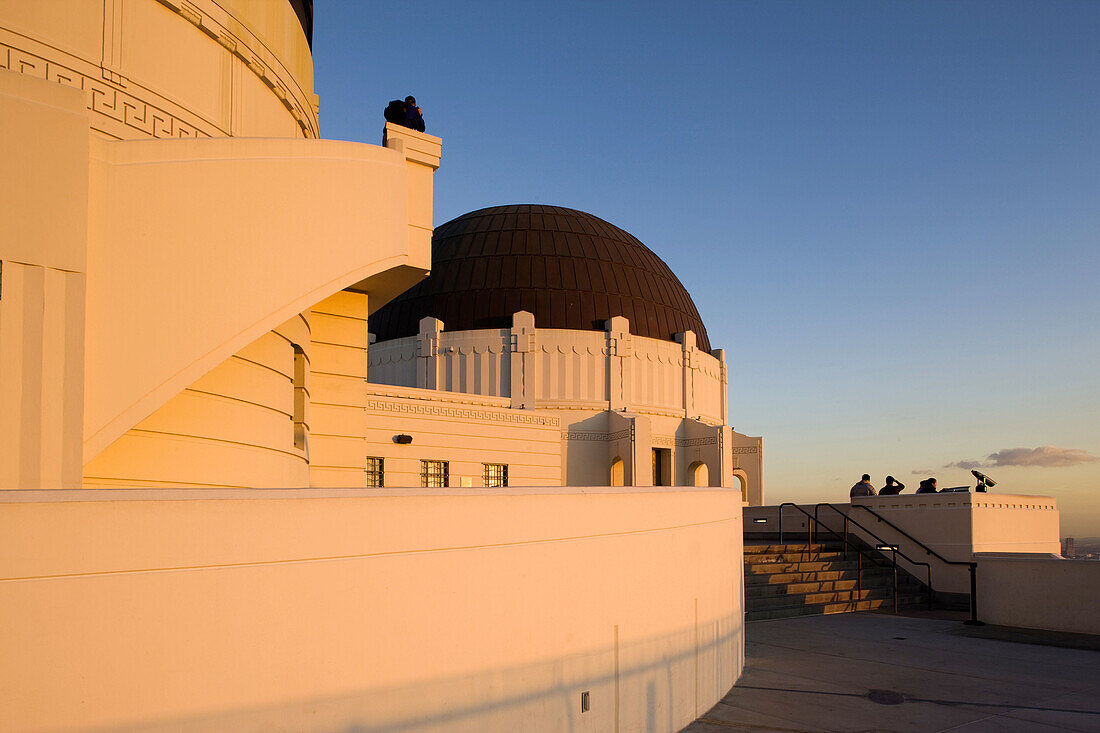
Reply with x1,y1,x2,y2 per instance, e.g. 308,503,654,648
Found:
850,473,876,498
404,95,425,132
879,476,905,495
916,477,938,494
384,99,406,125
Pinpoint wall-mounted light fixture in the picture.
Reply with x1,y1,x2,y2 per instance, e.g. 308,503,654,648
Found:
393,434,413,444
876,544,899,552
752,518,768,524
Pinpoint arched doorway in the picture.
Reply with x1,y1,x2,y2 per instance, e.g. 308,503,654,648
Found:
610,457,624,487
733,469,749,502
689,461,709,487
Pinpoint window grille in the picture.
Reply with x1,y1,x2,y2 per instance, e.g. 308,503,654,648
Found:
420,459,448,487
483,463,508,487
365,457,384,487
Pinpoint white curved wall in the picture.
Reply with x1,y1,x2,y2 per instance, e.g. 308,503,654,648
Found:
0,487,745,733
83,135,428,464
0,3,438,491
626,336,684,412
0,0,316,140
370,336,421,389
84,315,312,488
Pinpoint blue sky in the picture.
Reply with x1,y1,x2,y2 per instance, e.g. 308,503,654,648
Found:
315,1,1100,535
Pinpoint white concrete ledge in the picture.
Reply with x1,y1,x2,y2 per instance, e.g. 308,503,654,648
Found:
0,484,744,733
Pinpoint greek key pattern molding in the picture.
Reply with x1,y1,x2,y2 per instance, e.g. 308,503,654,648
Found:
562,432,610,442
0,40,212,139
732,446,759,455
652,435,718,448
561,428,633,442
365,400,559,428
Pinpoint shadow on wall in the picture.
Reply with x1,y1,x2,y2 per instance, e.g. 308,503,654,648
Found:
107,615,744,733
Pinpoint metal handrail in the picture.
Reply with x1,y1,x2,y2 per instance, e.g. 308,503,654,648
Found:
849,502,983,626
775,503,928,614
813,503,925,564
812,502,934,611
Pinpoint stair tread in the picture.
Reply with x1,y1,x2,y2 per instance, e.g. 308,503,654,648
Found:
746,596,929,621
742,538,933,620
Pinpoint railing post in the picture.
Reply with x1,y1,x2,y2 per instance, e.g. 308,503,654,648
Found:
927,567,933,612
857,551,862,600
778,506,784,545
892,550,899,613
964,562,984,626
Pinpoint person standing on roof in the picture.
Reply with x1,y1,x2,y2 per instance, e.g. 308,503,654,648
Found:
879,476,905,495
384,99,407,125
916,477,939,494
404,95,425,132
850,473,876,498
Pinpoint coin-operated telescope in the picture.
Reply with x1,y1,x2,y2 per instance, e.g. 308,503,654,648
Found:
971,470,996,492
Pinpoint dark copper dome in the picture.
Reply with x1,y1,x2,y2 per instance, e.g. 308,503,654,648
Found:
369,205,711,351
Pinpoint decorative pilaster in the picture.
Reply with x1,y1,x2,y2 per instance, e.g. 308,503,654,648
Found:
712,348,728,424
101,0,127,86
416,316,442,390
509,311,537,408
718,425,734,491
606,316,632,412
676,330,696,418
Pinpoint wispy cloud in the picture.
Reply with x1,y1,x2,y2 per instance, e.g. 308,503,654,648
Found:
944,459,984,470
942,446,1099,470
987,446,1099,468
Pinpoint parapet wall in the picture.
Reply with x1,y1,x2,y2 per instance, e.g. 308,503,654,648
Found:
0,486,745,733
976,554,1100,636
368,317,727,424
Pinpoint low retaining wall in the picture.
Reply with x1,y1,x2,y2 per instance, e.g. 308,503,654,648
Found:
976,554,1100,636
0,486,744,733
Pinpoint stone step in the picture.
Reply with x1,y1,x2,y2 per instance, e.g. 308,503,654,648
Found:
745,574,923,598
745,566,910,586
744,543,846,555
745,559,888,575
742,538,930,621
743,550,851,564
748,587,925,611
745,595,929,622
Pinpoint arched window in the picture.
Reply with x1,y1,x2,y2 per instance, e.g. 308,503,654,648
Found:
610,457,625,487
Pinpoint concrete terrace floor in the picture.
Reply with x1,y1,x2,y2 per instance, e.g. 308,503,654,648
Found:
684,612,1100,733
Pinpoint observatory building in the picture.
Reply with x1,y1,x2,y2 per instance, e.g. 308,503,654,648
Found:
1,5,1090,733
0,2,752,732
363,204,763,497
